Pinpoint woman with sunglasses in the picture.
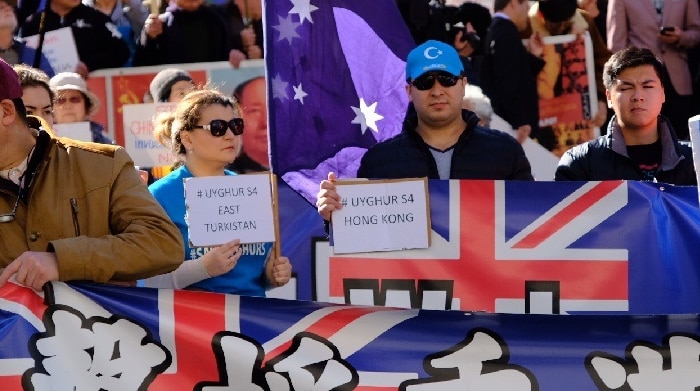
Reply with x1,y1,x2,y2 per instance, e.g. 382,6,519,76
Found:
49,72,113,144
141,89,291,295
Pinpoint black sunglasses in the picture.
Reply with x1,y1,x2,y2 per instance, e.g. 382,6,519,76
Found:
0,185,22,224
411,73,461,91
192,118,244,137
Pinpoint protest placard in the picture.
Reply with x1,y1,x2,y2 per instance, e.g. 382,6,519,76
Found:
52,121,91,142
331,178,430,254
23,27,79,73
122,103,177,167
184,173,276,247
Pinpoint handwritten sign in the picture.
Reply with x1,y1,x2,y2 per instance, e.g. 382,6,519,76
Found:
331,178,430,254
122,103,177,167
53,121,91,142
23,27,79,73
184,173,276,247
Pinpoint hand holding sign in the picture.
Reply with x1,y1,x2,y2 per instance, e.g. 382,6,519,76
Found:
331,178,430,254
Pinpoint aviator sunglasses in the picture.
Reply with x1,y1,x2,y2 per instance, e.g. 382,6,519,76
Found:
192,118,245,136
411,73,461,91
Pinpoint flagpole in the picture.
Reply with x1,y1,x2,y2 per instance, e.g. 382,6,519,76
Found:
32,0,50,69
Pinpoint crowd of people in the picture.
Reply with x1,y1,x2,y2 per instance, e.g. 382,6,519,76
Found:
0,0,699,295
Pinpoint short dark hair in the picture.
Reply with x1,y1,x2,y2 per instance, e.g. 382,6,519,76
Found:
494,0,526,12
603,46,665,90
13,64,55,104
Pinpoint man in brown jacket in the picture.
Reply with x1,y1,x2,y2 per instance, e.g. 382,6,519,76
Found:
0,59,183,291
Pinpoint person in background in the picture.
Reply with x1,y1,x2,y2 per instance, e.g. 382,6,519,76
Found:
555,46,696,184
0,2,53,76
13,64,54,126
462,84,494,128
49,72,113,144
226,75,268,173
0,58,184,291
82,0,149,66
142,89,291,295
213,0,263,68
317,40,533,224
607,0,700,140
149,67,195,103
528,0,611,129
480,0,546,145
20,0,130,78
134,0,231,67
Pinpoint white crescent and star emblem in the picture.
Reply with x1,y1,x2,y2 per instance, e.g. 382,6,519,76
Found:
424,47,441,60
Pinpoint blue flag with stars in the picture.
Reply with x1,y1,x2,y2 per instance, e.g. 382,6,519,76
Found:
264,0,415,203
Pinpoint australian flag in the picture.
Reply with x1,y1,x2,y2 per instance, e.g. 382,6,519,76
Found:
264,0,415,203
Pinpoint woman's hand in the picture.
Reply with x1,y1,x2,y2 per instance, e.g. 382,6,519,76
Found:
202,239,242,277
266,256,292,287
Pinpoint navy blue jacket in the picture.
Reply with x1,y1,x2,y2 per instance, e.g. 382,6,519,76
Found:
555,116,696,185
357,110,534,180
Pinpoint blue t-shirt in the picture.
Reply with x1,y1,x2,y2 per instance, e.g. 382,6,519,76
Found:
148,165,273,296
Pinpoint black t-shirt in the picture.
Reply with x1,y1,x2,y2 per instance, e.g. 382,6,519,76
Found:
626,140,662,181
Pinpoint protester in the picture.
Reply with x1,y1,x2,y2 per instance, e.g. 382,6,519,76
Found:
149,67,195,103
213,0,263,67
480,0,547,146
13,64,54,126
607,0,700,140
317,40,533,222
142,89,291,295
20,0,130,77
0,2,54,76
49,72,113,144
529,0,611,128
83,0,149,66
0,59,184,291
133,0,231,67
226,76,269,173
555,46,696,184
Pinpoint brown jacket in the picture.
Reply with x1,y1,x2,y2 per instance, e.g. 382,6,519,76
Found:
0,130,183,282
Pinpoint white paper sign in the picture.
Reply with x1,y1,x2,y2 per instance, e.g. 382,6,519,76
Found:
23,27,79,73
331,178,430,254
184,173,276,247
53,121,91,142
122,103,177,167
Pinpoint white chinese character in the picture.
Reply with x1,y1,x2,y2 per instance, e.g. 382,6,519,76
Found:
26,306,170,391
196,331,358,391
587,334,700,390
400,328,536,391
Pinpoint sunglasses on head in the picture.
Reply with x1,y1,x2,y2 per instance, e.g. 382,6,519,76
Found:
411,73,461,91
192,118,244,136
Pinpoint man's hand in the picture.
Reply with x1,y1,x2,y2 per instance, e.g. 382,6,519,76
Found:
266,256,292,287
144,14,163,39
0,251,60,292
516,124,531,144
228,49,246,68
316,172,342,221
526,31,544,58
659,26,681,45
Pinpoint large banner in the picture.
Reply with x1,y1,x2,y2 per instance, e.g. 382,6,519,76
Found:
2,281,700,390
310,180,700,314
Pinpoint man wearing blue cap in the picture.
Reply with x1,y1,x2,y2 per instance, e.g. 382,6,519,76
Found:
316,40,533,222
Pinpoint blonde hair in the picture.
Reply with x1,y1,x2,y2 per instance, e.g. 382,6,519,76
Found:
153,89,241,157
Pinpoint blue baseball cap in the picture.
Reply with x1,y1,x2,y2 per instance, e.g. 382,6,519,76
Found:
405,40,464,81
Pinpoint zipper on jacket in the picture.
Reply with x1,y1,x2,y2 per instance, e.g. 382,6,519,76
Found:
70,199,80,236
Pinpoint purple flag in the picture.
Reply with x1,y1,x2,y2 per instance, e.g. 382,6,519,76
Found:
265,0,415,203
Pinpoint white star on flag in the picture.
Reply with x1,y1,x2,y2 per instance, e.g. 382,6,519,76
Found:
293,84,308,104
288,0,319,24
272,14,301,45
351,98,383,134
272,74,290,101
